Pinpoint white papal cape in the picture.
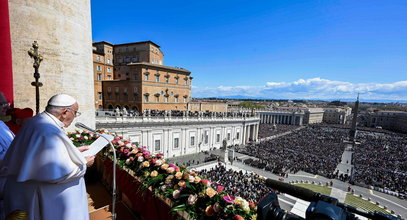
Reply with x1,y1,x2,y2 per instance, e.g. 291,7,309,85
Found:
1,112,89,220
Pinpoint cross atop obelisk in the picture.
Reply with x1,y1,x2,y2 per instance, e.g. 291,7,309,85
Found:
28,41,43,114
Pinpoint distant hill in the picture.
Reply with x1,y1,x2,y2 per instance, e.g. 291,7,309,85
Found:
193,95,407,104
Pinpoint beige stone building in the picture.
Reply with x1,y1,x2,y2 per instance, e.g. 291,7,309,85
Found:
93,41,114,110
273,107,324,124
188,101,228,112
323,107,352,124
304,108,324,124
102,62,192,112
367,111,407,133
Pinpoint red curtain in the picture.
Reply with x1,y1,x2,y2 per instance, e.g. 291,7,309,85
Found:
0,0,14,104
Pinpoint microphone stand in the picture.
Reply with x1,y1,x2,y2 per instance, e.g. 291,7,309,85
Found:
99,133,117,220
77,123,117,220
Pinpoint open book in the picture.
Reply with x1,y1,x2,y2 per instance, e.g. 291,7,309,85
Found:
81,134,114,157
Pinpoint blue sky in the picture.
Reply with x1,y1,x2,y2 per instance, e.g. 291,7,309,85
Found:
91,0,407,102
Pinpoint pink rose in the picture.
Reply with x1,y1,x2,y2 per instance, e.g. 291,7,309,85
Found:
200,179,211,186
188,194,197,205
173,190,180,199
234,215,244,220
223,195,235,203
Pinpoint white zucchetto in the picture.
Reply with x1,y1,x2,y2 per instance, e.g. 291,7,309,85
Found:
47,94,76,107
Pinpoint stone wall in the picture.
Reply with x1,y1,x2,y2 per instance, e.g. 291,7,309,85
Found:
9,0,95,128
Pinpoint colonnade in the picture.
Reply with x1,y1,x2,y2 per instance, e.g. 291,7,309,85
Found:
259,113,303,125
242,123,259,143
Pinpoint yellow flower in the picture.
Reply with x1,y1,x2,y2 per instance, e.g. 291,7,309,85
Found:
175,172,183,179
142,161,150,167
205,187,217,198
161,164,169,170
167,167,175,173
178,180,186,187
150,170,158,178
194,176,201,183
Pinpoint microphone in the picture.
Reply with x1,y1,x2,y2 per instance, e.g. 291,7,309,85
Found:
265,178,316,202
75,122,97,134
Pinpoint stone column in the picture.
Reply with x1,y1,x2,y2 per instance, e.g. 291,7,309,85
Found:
9,0,95,129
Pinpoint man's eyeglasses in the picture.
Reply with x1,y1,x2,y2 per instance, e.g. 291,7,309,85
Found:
67,108,81,117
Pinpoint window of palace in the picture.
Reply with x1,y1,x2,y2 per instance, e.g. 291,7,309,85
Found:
97,73,102,80
144,95,149,102
154,140,160,152
97,56,101,61
190,136,195,146
97,65,101,71
173,138,179,149
108,75,111,80
174,96,178,103
156,75,160,82
165,96,168,103
107,67,111,73
98,92,102,100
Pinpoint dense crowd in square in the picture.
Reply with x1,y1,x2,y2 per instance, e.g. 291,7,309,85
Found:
352,131,407,193
235,124,407,195
237,126,347,177
198,165,272,203
258,124,301,139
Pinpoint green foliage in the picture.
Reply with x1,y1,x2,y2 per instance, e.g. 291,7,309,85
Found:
345,194,389,214
294,183,332,195
238,101,263,109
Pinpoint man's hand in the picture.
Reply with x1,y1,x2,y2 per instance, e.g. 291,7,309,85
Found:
85,156,95,167
77,146,89,152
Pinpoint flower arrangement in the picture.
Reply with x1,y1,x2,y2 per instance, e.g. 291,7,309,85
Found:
68,129,257,219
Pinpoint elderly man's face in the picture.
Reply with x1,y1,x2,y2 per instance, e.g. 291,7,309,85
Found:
62,102,79,127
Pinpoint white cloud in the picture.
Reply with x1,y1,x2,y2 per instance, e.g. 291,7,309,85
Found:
192,78,407,101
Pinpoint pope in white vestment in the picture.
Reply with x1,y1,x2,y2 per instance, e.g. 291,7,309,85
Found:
1,94,91,220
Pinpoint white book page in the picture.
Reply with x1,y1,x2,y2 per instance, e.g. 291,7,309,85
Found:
81,134,114,157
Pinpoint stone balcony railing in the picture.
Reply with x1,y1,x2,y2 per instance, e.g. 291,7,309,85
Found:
95,114,260,125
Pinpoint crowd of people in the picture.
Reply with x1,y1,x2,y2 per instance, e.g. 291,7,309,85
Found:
352,131,407,194
258,124,300,139
198,165,272,203
237,126,348,177
101,108,256,118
